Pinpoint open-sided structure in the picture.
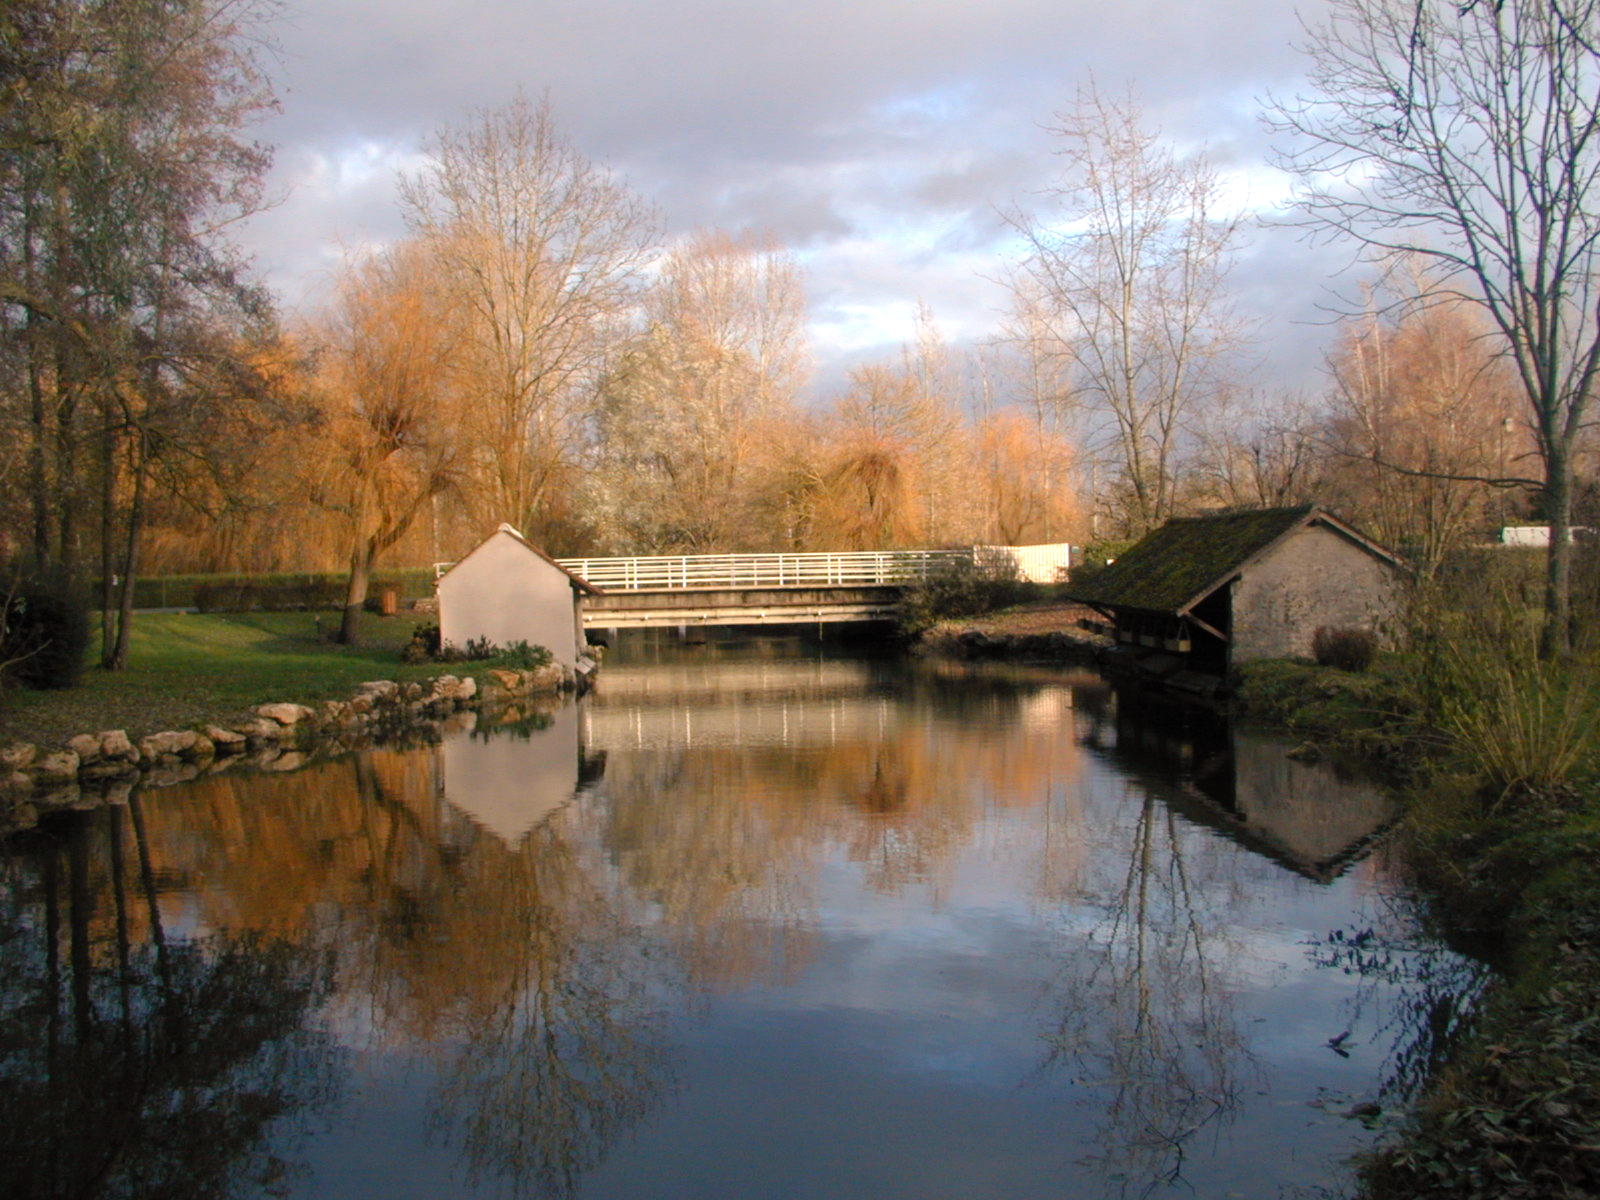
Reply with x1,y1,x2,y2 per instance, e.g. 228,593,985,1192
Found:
1066,505,1404,672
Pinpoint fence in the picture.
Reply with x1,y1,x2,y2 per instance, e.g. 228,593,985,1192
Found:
551,549,976,591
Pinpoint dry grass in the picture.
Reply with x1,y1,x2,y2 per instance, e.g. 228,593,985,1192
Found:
926,599,1096,639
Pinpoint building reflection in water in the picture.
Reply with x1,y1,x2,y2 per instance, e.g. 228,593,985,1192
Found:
0,659,1489,1200
1086,686,1398,882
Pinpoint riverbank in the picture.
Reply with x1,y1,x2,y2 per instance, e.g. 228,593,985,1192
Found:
1181,660,1600,1199
920,610,1600,1196
913,598,1104,660
1354,777,1600,1199
0,611,541,749
0,610,586,836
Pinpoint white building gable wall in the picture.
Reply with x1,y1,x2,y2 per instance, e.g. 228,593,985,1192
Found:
437,531,583,670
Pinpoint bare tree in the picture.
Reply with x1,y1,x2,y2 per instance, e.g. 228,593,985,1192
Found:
832,310,975,546
586,231,807,551
1321,285,1522,574
974,409,1080,544
1009,85,1245,536
1188,389,1326,513
1272,0,1600,655
399,93,654,543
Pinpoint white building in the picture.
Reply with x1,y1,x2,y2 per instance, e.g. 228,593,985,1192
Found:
436,524,600,672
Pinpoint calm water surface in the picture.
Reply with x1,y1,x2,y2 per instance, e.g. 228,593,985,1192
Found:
0,656,1488,1200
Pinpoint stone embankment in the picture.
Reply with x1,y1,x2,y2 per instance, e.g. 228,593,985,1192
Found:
0,663,576,837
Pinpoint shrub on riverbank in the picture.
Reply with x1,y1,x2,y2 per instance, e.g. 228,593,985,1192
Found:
1,576,90,692
1313,625,1377,672
1362,799,1600,1200
897,558,1034,635
1399,577,1600,805
132,569,436,611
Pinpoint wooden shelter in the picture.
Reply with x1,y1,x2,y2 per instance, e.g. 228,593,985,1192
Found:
436,524,602,672
1066,506,1404,672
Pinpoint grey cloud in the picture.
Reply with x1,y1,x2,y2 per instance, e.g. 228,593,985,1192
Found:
244,0,1339,377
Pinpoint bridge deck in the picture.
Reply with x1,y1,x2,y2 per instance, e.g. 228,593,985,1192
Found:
435,545,1075,631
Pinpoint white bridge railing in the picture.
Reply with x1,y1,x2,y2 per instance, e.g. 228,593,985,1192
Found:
554,549,975,591
433,544,1076,591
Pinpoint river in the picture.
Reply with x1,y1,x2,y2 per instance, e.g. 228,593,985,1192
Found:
0,653,1488,1199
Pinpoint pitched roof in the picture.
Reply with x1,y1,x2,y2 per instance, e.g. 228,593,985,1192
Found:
438,523,604,595
1066,505,1396,615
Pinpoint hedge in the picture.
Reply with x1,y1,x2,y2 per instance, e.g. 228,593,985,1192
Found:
131,569,437,611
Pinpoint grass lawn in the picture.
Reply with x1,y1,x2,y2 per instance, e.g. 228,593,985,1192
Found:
0,610,475,750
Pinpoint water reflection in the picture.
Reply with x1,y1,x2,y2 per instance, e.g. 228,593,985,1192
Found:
1088,687,1398,880
0,805,335,1200
1308,899,1490,1106
0,658,1487,1200
1043,788,1249,1196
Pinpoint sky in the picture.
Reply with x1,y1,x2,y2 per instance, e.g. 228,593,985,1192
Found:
237,0,1353,401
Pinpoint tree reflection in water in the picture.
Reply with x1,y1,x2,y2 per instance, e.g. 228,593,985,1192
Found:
419,816,670,1198
153,720,673,1200
0,803,337,1200
0,663,1498,1200
1042,788,1250,1198
1308,886,1491,1105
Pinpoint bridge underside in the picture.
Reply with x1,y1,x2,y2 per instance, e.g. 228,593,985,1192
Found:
582,585,903,630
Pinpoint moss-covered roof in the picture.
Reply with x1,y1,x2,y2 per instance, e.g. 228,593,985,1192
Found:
1067,505,1327,614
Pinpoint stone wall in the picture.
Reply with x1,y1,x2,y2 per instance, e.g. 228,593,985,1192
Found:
1231,523,1400,663
0,663,584,838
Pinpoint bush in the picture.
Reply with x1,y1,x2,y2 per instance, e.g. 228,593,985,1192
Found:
898,556,1029,635
1437,645,1600,803
1,576,90,690
400,622,442,664
1399,580,1600,803
402,625,552,670
496,640,552,669
1313,625,1377,672
156,570,433,612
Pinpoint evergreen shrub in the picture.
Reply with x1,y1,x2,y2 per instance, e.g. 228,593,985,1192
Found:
898,556,1029,634
1,576,90,690
1312,625,1377,672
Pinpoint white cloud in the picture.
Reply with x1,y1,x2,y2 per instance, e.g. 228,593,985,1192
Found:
236,0,1343,381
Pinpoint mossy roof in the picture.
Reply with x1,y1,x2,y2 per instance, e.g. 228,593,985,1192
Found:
1067,505,1376,615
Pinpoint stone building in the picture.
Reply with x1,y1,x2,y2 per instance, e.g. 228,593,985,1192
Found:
436,524,601,672
1066,505,1404,673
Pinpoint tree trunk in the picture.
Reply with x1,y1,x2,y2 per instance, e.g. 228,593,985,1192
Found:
105,432,147,671
99,416,118,664
1539,442,1573,660
51,174,77,585
337,539,375,645
23,195,51,574
27,348,50,574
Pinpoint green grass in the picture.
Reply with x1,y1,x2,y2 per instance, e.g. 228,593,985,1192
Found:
1362,798,1600,1200
0,611,472,750
1231,656,1421,764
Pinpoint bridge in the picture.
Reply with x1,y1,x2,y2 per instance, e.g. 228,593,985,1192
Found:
551,546,1075,631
